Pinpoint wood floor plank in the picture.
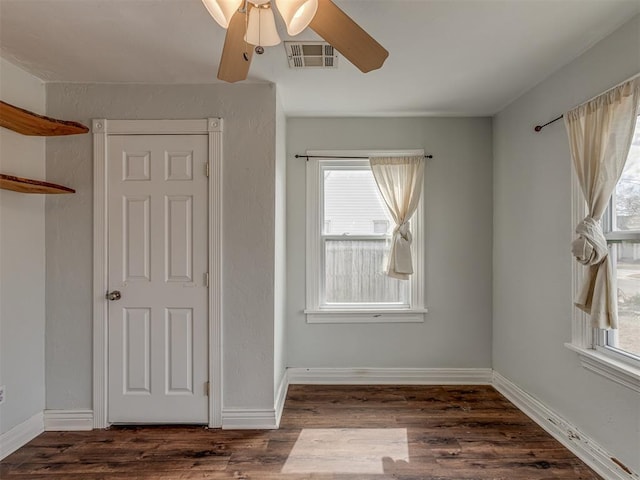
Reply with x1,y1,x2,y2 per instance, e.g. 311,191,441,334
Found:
1,385,602,480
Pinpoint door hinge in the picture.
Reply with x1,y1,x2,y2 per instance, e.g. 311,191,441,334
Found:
204,381,210,396
204,272,209,288
205,163,209,177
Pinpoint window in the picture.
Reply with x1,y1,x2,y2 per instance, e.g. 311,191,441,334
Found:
600,116,640,365
305,151,426,323
567,85,640,392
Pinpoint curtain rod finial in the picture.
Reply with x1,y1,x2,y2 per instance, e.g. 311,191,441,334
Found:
534,114,564,132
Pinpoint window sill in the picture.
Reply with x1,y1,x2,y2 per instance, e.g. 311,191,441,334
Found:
305,309,428,324
565,343,640,393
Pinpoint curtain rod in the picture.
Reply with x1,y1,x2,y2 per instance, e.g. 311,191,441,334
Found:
534,112,640,132
295,154,433,160
534,72,640,132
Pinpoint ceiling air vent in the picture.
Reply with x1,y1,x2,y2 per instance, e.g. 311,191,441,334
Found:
284,42,338,69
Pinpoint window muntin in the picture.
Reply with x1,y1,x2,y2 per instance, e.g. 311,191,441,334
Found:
602,116,640,362
305,154,425,319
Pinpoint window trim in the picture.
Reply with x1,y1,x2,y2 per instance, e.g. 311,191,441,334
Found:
305,149,426,324
565,343,640,394
568,158,640,392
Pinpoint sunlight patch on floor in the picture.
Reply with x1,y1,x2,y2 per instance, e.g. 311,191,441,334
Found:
282,428,409,474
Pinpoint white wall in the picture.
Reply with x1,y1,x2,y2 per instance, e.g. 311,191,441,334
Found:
274,90,287,396
45,83,278,412
0,59,46,433
286,117,493,368
493,14,640,473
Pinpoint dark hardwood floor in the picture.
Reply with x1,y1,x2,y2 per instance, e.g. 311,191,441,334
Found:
1,385,601,479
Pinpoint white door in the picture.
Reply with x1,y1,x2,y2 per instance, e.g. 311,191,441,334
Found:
107,134,209,424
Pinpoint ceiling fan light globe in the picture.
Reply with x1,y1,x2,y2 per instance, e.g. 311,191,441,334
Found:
245,5,282,47
275,0,318,36
201,0,243,29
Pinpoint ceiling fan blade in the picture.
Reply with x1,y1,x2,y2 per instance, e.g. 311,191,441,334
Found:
217,8,253,83
309,0,388,73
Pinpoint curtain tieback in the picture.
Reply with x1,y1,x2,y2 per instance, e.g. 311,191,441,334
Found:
572,216,608,266
393,222,413,244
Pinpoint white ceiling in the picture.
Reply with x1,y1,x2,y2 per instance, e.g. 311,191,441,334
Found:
1,0,639,116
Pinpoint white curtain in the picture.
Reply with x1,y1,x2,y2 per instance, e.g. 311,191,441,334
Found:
369,155,425,280
565,77,640,329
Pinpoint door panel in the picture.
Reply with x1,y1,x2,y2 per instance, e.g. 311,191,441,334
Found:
123,308,151,394
108,134,208,424
124,196,150,281
166,195,193,282
166,308,193,394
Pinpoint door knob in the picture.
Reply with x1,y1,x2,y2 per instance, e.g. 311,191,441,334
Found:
106,290,122,301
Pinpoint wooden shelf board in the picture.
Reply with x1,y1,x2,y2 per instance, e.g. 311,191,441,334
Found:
0,100,89,136
0,174,75,194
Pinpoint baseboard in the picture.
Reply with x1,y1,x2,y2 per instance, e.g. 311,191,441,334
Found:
44,409,94,431
0,411,44,460
221,408,279,430
287,367,493,385
274,370,290,427
492,371,638,480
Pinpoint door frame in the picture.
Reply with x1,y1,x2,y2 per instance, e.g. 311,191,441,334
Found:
92,118,223,428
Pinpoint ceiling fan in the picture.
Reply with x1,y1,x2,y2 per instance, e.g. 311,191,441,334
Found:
201,0,389,82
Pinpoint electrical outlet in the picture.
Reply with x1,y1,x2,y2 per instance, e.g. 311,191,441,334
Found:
0,385,5,405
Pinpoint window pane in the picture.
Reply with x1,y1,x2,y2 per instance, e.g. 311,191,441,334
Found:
323,169,393,235
612,241,640,358
324,239,408,304
613,117,640,231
